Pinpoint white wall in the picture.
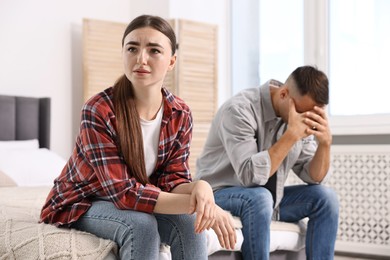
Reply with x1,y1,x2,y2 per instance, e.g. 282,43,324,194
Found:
0,0,230,159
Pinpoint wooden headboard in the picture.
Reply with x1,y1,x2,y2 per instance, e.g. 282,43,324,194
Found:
0,95,51,149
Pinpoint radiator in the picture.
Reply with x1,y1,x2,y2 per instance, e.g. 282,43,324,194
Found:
286,145,390,257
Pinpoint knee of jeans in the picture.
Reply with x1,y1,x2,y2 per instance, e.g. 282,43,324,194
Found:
134,213,159,233
178,214,197,228
243,188,274,218
312,185,339,216
119,212,159,242
158,214,197,234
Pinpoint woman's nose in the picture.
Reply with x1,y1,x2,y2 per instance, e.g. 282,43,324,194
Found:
137,50,148,65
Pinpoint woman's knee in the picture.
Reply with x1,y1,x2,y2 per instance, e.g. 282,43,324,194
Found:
94,207,160,247
118,211,160,259
156,214,197,237
122,211,159,238
156,214,207,259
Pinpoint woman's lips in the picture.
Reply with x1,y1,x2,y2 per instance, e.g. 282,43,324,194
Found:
134,68,150,74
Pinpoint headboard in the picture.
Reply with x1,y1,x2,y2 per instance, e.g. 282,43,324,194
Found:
0,95,51,149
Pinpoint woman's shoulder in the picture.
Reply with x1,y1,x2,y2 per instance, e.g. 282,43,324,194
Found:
83,87,114,112
81,87,115,120
162,87,190,113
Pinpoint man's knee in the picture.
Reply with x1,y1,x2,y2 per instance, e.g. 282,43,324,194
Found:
240,188,274,219
311,185,339,216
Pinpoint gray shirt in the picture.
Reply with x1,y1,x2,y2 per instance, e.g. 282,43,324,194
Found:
195,80,330,211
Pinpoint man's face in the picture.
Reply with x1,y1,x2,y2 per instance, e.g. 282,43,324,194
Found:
279,83,318,122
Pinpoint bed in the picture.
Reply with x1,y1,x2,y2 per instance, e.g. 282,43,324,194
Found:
0,94,306,260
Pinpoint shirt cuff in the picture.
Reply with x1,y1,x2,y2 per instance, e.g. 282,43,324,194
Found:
251,150,272,185
134,184,161,213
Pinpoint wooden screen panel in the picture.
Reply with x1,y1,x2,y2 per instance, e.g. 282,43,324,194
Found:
175,19,218,125
173,19,218,173
83,18,126,101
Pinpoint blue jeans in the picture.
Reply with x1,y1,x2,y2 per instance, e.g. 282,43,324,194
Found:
69,200,207,260
214,185,339,260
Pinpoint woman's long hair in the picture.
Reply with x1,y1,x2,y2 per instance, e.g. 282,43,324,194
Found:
113,15,177,185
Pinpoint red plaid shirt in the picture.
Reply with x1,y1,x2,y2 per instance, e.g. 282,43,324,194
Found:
40,87,193,226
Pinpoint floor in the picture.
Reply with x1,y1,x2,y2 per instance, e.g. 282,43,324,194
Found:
334,254,389,260
335,257,371,260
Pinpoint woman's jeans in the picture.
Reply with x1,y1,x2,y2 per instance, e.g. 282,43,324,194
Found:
214,184,339,260
70,200,207,260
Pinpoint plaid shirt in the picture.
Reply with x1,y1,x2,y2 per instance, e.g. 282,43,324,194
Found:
40,87,193,226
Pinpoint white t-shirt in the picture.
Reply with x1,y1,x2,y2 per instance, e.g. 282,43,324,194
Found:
140,106,163,177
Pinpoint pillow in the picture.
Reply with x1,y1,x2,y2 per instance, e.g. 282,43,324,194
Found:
0,139,39,150
0,148,66,186
0,170,17,187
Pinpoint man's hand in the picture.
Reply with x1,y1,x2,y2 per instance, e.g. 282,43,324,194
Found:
211,206,237,250
304,106,332,146
287,98,311,140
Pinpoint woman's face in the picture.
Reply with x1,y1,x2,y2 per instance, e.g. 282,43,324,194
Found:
122,26,176,90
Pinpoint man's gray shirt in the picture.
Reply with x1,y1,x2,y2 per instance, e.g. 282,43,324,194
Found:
195,80,330,212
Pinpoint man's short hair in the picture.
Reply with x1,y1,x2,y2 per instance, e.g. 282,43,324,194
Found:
290,66,329,105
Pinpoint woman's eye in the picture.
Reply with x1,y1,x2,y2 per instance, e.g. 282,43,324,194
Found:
151,48,161,54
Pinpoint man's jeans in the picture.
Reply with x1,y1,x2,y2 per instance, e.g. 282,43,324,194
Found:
70,200,207,260
214,184,339,260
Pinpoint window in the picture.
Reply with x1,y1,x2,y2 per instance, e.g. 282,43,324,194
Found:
231,0,390,135
330,0,390,116
258,0,304,84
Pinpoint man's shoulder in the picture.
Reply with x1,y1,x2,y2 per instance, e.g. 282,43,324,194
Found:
229,87,261,106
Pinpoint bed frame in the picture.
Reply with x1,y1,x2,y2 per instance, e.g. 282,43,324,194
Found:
0,95,50,148
209,250,305,260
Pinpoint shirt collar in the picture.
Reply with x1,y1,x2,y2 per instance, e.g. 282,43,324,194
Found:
161,87,188,121
260,79,283,122
162,87,182,110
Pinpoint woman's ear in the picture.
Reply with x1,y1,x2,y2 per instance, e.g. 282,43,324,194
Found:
167,55,177,71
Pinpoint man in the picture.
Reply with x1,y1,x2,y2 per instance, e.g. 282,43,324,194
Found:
196,66,339,259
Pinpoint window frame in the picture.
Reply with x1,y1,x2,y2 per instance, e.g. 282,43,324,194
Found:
306,0,390,135
230,0,390,135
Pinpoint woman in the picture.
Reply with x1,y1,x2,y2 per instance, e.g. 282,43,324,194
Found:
40,15,236,259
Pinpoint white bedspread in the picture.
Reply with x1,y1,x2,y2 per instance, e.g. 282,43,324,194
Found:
0,186,117,260
0,186,306,259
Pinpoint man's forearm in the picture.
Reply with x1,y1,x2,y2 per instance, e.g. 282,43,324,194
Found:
308,143,331,182
268,130,300,176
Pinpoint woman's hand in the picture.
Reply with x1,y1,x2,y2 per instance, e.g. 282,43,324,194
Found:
189,180,216,233
211,206,237,250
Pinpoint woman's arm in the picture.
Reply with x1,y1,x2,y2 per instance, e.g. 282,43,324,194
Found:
153,191,191,214
154,181,237,250
172,180,216,233
155,180,215,232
